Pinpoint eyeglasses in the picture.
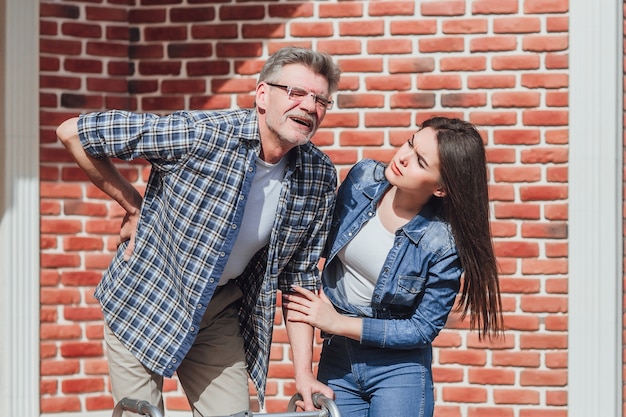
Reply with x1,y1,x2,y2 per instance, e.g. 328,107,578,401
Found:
266,82,334,110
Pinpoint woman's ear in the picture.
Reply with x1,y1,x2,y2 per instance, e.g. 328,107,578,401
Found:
433,185,446,198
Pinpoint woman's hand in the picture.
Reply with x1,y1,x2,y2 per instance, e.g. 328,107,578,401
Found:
282,286,340,333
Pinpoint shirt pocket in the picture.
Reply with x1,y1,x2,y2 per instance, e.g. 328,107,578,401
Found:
389,275,427,309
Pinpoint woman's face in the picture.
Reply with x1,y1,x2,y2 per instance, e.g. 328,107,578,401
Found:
385,126,446,199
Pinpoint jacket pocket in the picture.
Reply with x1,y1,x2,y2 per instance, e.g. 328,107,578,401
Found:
390,275,427,308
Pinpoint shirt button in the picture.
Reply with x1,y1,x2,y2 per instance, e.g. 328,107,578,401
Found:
220,252,225,257
190,326,195,332
367,212,373,216
209,278,214,283
197,304,202,309
348,232,353,236
172,358,177,364
232,224,237,229
248,166,253,172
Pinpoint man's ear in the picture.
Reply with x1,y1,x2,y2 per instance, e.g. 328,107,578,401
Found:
433,186,446,198
255,82,267,111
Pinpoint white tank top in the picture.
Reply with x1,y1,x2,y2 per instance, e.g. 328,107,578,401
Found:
218,157,287,285
336,211,395,306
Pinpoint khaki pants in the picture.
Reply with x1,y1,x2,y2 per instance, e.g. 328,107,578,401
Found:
105,280,250,416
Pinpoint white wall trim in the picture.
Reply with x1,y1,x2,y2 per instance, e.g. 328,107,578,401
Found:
568,0,624,415
0,0,40,416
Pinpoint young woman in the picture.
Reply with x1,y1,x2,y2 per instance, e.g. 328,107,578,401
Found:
283,117,504,417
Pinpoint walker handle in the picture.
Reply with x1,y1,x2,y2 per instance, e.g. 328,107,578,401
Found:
112,398,164,417
287,393,342,417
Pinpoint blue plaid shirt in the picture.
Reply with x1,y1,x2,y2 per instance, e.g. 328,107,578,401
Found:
78,109,337,404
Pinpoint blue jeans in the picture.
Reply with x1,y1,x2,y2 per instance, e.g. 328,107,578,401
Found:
317,336,434,417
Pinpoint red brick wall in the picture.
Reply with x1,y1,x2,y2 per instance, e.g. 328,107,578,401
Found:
39,0,570,415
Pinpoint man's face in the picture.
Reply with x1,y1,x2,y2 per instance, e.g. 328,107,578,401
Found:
256,64,331,150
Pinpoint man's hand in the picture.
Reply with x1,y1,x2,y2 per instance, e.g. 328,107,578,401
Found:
119,209,140,261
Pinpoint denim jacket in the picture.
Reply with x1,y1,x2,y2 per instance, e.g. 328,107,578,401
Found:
322,159,462,350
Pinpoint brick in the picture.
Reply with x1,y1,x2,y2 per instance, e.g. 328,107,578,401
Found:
521,296,567,315
389,57,435,73
339,131,384,147
489,220,516,237
503,314,540,331
545,242,568,258
524,0,569,13
521,258,567,275
498,277,541,293
390,19,438,35
86,41,128,58
469,408,515,417
318,3,362,18
472,0,518,14
62,378,105,394
545,351,568,368
421,1,466,16
365,111,411,127
40,324,82,341
521,222,567,239
390,93,435,109
339,20,384,36
162,79,206,94
492,92,541,108
419,37,465,53
85,6,127,22
545,277,568,294
492,351,541,367
362,149,396,163
326,149,358,166
522,73,568,89
60,342,104,358
191,24,238,40
494,166,541,182
440,56,486,72
64,306,104,321
468,75,516,89
469,368,516,385
61,270,103,285
520,369,567,386
494,389,540,404
62,22,102,38
546,390,568,406
365,75,411,91
168,43,213,58
520,147,568,164
494,203,540,220
41,219,83,235
547,16,568,33
546,91,568,107
470,36,517,52
494,17,541,33
545,315,568,332
64,201,108,217
41,397,82,413
494,241,539,258
367,38,413,54
41,288,82,305
317,39,363,56
442,386,488,403
40,3,80,19
469,111,517,126
268,3,313,18
546,53,568,69
442,93,487,108
432,367,464,383
523,35,568,52
242,23,286,39
417,74,462,90
443,18,488,34
64,58,104,74
368,1,415,16
170,7,215,22
86,395,115,411
216,42,263,58
219,5,264,20
492,55,540,71
493,129,540,145
439,349,486,365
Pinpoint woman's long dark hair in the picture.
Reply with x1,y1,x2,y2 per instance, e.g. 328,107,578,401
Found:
421,117,504,339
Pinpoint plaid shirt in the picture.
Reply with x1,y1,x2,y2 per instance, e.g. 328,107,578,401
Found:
79,109,337,404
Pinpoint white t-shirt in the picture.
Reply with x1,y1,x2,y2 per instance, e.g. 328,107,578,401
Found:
336,211,395,306
219,157,287,285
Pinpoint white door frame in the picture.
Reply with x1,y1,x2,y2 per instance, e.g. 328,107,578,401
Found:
0,0,40,416
569,0,623,416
